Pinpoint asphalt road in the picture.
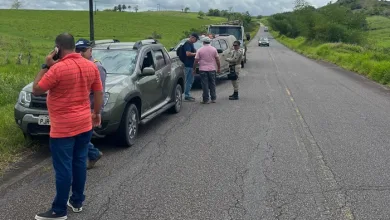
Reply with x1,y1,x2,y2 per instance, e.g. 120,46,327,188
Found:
1,27,390,220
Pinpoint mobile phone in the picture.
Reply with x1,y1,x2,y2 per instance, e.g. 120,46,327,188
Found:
52,46,60,60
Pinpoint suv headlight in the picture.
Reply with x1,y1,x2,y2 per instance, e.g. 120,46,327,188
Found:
18,91,31,108
103,92,110,106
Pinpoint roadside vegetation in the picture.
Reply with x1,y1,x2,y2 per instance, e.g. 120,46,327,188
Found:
0,9,259,172
262,0,390,87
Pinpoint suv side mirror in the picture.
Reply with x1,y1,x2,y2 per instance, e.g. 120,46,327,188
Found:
217,49,223,53
169,47,174,51
140,67,155,76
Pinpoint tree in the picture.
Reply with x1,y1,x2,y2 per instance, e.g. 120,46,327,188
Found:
113,6,118,11
11,0,21,9
134,5,139,12
122,4,126,11
184,7,190,13
127,5,131,11
198,11,205,19
117,4,122,12
294,0,311,10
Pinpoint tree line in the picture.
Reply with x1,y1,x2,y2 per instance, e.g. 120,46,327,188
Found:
104,4,139,12
267,0,368,44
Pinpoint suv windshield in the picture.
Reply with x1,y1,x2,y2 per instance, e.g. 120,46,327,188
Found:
92,49,138,75
209,26,242,40
173,38,203,51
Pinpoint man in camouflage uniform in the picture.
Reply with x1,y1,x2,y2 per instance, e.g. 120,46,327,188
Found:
226,40,243,100
75,38,106,169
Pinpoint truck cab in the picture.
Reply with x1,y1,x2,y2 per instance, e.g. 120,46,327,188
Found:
207,20,250,68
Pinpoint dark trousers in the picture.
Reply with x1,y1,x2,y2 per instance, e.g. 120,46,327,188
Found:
200,70,216,102
50,130,92,215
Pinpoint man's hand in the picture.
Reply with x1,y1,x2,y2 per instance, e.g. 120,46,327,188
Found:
217,68,221,73
192,69,197,75
45,50,59,67
92,113,101,127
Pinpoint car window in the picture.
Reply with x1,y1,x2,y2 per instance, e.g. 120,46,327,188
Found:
92,49,138,75
173,39,203,51
219,40,228,50
212,40,222,50
142,51,155,71
153,49,166,70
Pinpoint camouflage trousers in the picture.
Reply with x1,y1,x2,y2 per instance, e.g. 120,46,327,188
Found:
232,64,241,92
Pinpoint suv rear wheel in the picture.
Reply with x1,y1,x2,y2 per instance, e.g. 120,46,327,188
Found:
119,103,139,147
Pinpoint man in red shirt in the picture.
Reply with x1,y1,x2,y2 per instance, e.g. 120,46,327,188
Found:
32,33,103,220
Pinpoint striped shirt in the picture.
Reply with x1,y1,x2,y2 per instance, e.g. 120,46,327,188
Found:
38,53,103,138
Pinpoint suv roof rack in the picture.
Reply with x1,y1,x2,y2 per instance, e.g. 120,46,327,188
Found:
133,39,159,50
92,39,120,46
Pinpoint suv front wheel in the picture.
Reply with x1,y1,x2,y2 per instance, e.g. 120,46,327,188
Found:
119,103,139,147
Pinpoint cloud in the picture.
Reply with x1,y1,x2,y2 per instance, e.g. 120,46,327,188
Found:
1,0,331,15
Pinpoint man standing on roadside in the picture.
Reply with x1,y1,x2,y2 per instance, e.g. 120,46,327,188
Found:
32,33,103,220
226,40,243,100
75,38,106,170
182,33,199,101
193,37,220,104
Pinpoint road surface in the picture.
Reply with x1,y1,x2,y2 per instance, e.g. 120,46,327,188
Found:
1,27,390,220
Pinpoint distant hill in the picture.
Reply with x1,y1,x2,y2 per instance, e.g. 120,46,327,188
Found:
336,0,390,16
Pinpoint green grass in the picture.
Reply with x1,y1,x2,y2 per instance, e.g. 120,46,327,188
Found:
264,16,390,86
0,9,227,172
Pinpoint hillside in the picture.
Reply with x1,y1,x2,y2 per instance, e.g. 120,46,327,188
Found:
336,0,390,16
0,9,228,172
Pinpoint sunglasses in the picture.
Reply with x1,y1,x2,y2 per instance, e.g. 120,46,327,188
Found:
233,44,239,46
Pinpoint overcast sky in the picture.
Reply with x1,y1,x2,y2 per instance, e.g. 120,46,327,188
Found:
1,0,331,16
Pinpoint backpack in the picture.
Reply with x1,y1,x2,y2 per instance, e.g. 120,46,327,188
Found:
177,42,188,63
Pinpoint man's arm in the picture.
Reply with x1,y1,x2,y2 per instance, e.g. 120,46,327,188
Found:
33,67,59,96
214,49,221,72
184,43,196,57
91,68,104,114
193,50,200,72
226,50,242,63
32,69,49,96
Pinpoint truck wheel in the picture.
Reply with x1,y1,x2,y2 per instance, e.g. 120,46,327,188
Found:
119,103,139,147
169,83,183,113
241,61,244,68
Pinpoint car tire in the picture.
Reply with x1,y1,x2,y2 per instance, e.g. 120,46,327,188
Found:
241,61,244,68
169,83,183,114
23,133,39,147
118,103,139,147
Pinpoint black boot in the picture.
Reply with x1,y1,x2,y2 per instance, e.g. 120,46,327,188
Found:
229,92,235,98
229,91,239,100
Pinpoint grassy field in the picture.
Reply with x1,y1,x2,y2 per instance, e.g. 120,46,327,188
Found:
0,9,231,172
262,16,390,86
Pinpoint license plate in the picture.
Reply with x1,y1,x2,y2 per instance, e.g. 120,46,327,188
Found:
38,115,50,125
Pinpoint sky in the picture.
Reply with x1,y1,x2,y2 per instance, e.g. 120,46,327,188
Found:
1,0,331,16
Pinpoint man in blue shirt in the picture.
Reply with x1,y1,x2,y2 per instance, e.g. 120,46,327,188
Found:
75,38,106,169
182,33,199,101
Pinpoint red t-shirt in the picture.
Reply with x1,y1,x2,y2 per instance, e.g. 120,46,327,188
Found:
38,53,103,138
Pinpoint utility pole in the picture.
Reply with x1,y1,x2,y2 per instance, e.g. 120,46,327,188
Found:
94,0,97,15
157,4,160,11
89,0,95,41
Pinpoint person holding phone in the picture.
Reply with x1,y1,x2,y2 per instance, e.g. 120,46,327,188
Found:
32,33,103,220
75,38,106,170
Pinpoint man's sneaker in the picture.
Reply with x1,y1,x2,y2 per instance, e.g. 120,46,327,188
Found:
200,100,210,104
87,151,103,170
211,100,216,103
67,199,83,213
35,210,67,220
185,97,195,102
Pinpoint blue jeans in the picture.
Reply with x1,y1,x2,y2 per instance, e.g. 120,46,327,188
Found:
184,67,194,98
88,142,101,160
50,130,92,215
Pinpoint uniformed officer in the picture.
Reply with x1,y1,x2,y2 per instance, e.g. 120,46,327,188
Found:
225,40,243,100
75,38,107,169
